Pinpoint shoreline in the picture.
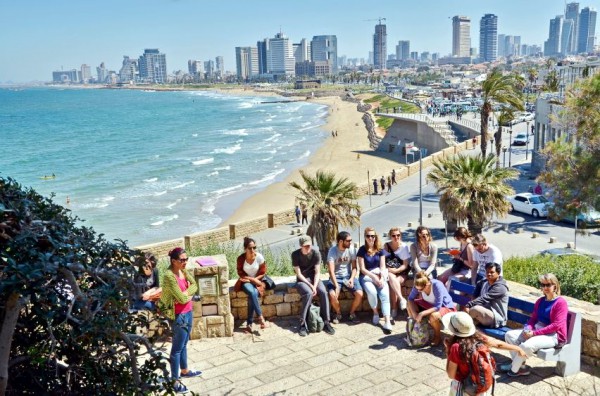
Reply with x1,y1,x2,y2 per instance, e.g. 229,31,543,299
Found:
218,90,403,226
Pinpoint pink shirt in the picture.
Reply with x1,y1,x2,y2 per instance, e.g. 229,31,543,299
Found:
174,275,193,315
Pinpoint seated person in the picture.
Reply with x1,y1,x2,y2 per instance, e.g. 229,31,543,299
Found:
132,252,160,311
407,270,456,346
326,231,364,324
383,227,411,319
464,262,508,328
437,227,475,289
292,236,335,337
410,226,438,279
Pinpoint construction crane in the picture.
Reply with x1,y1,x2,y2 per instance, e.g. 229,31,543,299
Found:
364,17,386,24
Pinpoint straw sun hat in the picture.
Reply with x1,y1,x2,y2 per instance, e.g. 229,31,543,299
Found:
442,312,477,337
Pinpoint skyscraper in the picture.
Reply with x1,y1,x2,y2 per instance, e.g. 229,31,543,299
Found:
544,16,563,56
497,34,506,57
96,62,107,83
577,7,597,53
561,19,574,55
257,39,268,75
138,49,167,84
266,32,295,76
235,47,259,80
373,22,387,69
565,2,580,54
215,56,224,77
396,40,410,60
293,38,310,63
452,16,471,57
479,14,498,62
80,64,92,83
311,35,338,72
118,57,137,83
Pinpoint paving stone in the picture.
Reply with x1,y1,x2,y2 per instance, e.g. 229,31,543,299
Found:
245,375,305,396
321,377,374,394
322,363,377,386
286,379,334,395
304,350,345,367
204,349,248,366
203,376,263,396
187,375,231,393
396,364,440,387
354,379,407,395
402,382,437,394
339,349,378,366
296,360,350,382
247,345,295,364
200,359,254,379
367,364,415,385
255,361,313,384
270,348,317,366
307,336,354,354
223,361,276,382
287,333,334,352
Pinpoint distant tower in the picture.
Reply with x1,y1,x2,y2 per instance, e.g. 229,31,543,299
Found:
138,49,167,84
577,7,597,53
373,21,387,69
396,40,410,60
565,2,580,54
266,32,295,76
215,56,224,77
293,38,311,63
311,35,338,72
452,16,471,57
235,47,259,80
479,14,498,62
545,16,564,56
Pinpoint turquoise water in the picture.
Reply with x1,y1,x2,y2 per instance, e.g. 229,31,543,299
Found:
0,87,328,246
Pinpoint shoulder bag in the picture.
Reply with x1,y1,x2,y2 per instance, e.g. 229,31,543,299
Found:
385,243,402,269
262,275,276,290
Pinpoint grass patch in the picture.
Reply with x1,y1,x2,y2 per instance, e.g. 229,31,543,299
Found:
504,255,600,304
376,117,394,130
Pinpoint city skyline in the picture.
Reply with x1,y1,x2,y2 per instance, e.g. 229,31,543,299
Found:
0,0,595,82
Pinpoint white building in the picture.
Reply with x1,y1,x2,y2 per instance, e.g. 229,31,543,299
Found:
267,32,295,76
452,16,471,58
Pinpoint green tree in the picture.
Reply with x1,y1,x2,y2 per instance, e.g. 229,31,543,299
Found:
0,177,168,394
427,155,518,234
527,67,539,101
543,70,560,92
540,73,600,221
479,69,525,157
289,170,361,261
494,108,516,168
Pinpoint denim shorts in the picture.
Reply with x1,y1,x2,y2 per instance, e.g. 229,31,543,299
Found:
327,276,363,293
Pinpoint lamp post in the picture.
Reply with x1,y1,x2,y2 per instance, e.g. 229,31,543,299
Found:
414,147,428,226
502,147,507,167
508,126,513,167
526,121,530,160
367,170,372,207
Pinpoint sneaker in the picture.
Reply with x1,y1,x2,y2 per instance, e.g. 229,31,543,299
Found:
349,313,360,323
173,382,189,394
507,367,531,377
499,363,513,372
298,325,308,337
323,323,336,335
382,321,392,334
372,314,380,325
399,298,408,311
180,369,202,378
332,313,342,324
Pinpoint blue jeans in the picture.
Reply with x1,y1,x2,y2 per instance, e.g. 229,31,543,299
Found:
170,310,193,380
359,275,390,317
132,299,156,311
241,282,263,325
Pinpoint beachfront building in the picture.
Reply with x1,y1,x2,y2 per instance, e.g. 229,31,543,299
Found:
257,39,268,75
577,7,597,53
565,2,580,54
215,56,224,78
80,64,92,83
373,21,387,70
118,56,138,83
479,14,498,62
204,60,215,79
96,62,107,84
52,69,80,83
188,60,204,81
396,40,410,61
138,49,167,84
266,32,295,77
295,60,331,78
235,47,259,81
293,39,311,63
452,16,471,58
545,16,565,57
311,35,338,72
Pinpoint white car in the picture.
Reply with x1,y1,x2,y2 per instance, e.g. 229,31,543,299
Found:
507,193,551,218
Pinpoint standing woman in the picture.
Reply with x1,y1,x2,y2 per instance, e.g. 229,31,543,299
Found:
383,227,411,319
502,273,568,377
160,248,201,394
357,227,393,333
438,227,475,289
234,237,268,333
410,226,439,278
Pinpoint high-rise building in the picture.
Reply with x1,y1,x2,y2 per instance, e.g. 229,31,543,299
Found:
293,39,311,63
215,56,224,76
452,16,471,57
577,7,597,53
257,39,268,74
565,2,580,54
266,32,295,76
544,16,563,56
118,57,137,83
235,47,259,80
80,64,92,83
479,14,498,62
373,22,387,69
96,62,107,83
396,40,410,60
138,49,167,84
204,60,215,78
497,34,506,57
52,69,79,83
561,19,575,55
311,35,338,72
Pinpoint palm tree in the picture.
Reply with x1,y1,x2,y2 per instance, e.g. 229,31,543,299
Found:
479,69,525,157
526,67,538,102
289,170,361,261
494,108,515,168
427,154,519,235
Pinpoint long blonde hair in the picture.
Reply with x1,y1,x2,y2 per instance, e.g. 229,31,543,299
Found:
414,270,431,288
416,226,432,253
363,226,382,254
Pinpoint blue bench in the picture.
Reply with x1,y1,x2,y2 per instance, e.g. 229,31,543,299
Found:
448,279,582,377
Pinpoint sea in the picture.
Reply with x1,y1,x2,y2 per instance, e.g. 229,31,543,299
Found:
0,87,329,246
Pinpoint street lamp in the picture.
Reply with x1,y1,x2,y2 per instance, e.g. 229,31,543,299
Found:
502,147,507,167
413,146,428,225
526,121,530,160
508,126,513,167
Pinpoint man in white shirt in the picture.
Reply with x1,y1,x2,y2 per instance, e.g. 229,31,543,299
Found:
327,231,364,324
471,234,503,285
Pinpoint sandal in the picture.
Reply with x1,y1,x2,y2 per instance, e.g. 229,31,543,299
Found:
259,317,269,329
243,325,252,334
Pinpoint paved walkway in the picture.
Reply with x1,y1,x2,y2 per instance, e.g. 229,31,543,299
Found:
171,314,599,395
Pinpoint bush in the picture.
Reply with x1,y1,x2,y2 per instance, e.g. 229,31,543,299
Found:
504,255,600,304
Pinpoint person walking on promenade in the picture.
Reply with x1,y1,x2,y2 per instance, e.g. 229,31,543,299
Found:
234,237,268,333
383,227,411,320
533,182,543,195
357,227,393,334
380,176,386,194
326,231,364,324
294,205,301,224
391,169,397,184
471,234,503,286
501,273,568,377
372,179,378,195
160,248,201,394
300,204,308,225
292,236,335,337
464,262,509,329
387,175,392,194
438,227,475,289
410,226,439,279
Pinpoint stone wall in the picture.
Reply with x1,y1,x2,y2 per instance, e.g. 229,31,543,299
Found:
136,238,185,258
269,209,296,227
229,217,269,240
185,227,230,251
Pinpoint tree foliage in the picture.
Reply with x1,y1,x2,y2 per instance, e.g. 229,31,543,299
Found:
289,170,361,261
0,177,168,395
540,74,600,218
427,154,518,234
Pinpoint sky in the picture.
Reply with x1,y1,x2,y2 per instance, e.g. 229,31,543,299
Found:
0,0,597,83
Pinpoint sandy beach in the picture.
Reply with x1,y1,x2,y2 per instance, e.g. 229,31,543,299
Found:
220,90,404,225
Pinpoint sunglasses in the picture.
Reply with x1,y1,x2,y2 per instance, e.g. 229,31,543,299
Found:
366,234,376,238
540,283,553,288
345,239,352,242
419,233,429,237
391,234,401,238
178,257,188,262
247,246,257,250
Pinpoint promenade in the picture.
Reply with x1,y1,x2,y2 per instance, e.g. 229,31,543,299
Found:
163,120,599,395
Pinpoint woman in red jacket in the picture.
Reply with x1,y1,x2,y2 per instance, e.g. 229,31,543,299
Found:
502,273,568,376
234,237,268,333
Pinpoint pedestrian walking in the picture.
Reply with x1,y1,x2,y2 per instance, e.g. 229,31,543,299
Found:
387,176,392,194
301,204,308,225
372,179,378,195
391,169,397,185
380,176,385,195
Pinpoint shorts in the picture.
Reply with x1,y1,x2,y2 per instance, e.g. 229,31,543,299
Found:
327,276,363,293
414,298,456,317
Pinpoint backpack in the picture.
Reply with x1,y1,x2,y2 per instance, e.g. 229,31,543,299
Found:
405,318,431,347
306,304,324,333
463,342,496,396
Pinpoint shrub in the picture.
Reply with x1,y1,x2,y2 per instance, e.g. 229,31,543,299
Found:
504,255,600,304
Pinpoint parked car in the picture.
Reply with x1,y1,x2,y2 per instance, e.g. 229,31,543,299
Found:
559,209,600,228
512,133,528,146
521,112,535,122
507,193,551,218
